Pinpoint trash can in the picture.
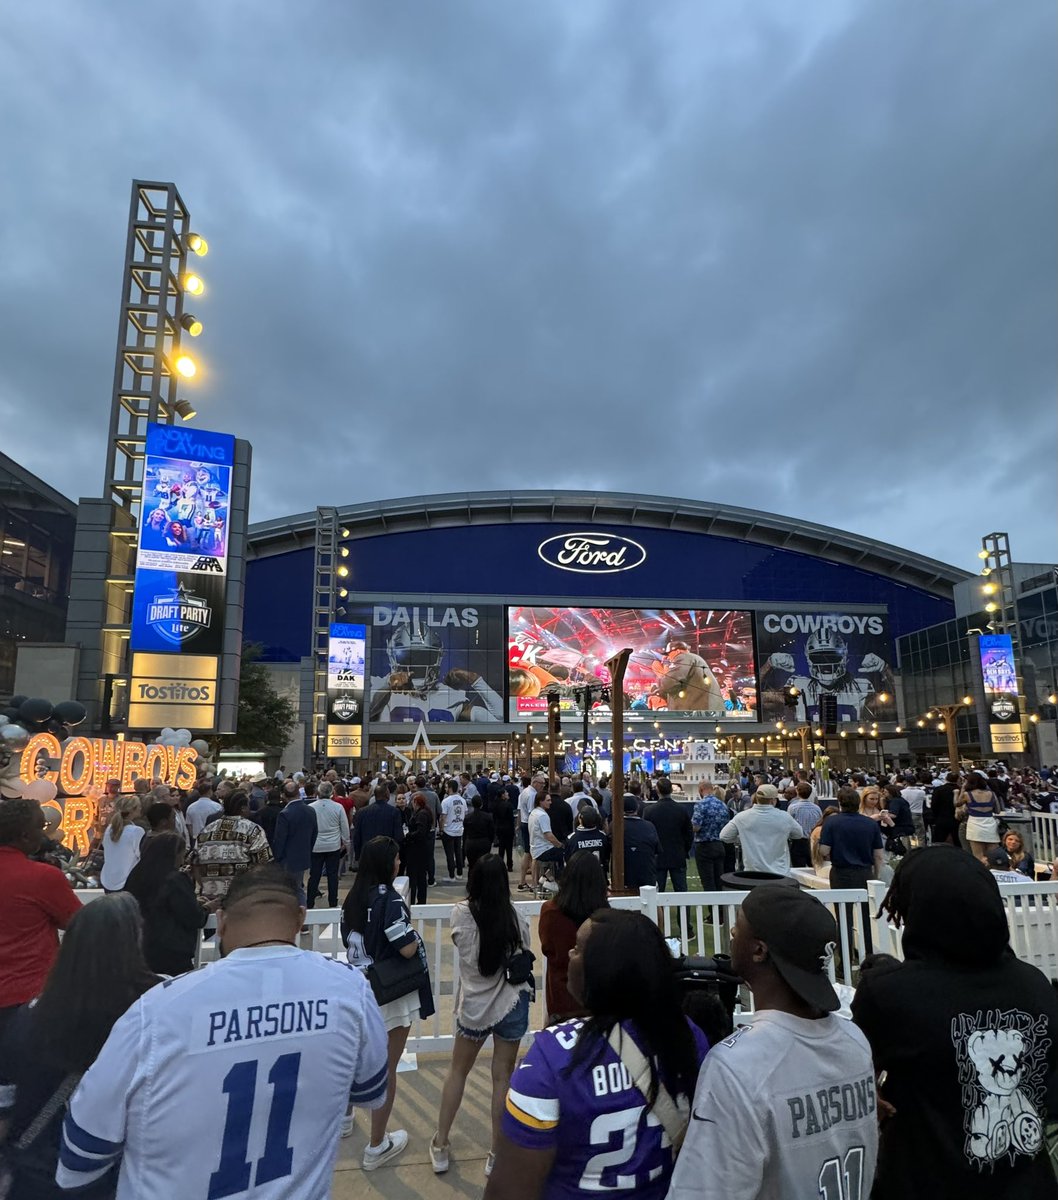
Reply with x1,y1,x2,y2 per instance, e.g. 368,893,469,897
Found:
720,871,801,892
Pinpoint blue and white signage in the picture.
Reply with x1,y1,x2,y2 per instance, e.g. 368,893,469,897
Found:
130,422,235,654
537,532,647,574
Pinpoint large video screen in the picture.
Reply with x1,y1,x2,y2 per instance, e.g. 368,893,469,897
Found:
354,601,506,723
508,607,757,719
755,610,896,723
130,422,234,654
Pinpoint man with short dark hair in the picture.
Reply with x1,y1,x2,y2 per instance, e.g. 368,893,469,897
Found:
145,802,176,835
566,805,610,876
645,777,693,892
194,791,273,902
273,782,318,904
621,793,659,892
0,798,80,1041
671,886,878,1199
528,792,564,885
819,788,885,889
56,865,389,1197
354,785,405,860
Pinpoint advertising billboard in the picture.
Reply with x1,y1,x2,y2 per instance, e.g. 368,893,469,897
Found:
508,607,757,719
326,623,366,756
756,610,896,724
979,633,1025,753
130,422,234,655
355,602,506,723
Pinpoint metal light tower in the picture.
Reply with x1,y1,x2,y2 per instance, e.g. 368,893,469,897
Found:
68,181,208,729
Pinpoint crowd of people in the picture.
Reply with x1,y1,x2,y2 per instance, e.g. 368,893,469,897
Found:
1,752,1058,1197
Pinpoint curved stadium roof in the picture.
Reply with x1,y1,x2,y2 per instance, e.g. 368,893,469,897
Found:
247,490,970,599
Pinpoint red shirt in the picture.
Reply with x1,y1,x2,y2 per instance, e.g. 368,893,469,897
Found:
0,846,81,1008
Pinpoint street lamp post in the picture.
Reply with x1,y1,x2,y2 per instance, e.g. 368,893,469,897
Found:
606,649,632,895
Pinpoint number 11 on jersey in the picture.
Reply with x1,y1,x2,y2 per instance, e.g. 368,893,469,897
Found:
209,1052,302,1199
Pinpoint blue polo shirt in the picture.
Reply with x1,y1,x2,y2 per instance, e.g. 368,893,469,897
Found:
819,812,883,869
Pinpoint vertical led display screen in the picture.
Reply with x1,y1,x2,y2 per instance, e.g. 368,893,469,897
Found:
508,607,757,719
130,422,234,654
326,622,367,756
755,610,896,724
354,602,506,722
979,633,1025,752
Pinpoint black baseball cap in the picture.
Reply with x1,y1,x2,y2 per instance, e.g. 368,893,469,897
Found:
741,884,841,1013
985,845,1010,869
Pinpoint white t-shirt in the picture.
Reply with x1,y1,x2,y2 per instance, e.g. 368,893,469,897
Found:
670,1009,878,1200
719,804,806,875
99,824,144,891
186,796,223,839
441,795,466,837
57,946,389,1200
517,786,537,826
528,807,555,859
902,787,927,815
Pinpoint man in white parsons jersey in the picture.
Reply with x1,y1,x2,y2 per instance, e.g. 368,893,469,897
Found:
56,865,388,1199
668,885,878,1200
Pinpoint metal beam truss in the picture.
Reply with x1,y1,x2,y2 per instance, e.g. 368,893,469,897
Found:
311,507,339,763
97,181,193,725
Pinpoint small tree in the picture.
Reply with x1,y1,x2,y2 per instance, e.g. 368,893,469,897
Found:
225,643,299,754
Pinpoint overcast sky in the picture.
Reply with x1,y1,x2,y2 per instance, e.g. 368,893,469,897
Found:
2,0,1054,572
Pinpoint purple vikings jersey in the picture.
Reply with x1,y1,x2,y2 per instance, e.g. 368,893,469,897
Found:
503,1018,708,1200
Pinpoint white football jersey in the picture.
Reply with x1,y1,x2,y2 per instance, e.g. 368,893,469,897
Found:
57,945,388,1199
668,1009,878,1200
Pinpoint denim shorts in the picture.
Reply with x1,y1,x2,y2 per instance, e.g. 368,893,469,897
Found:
457,989,530,1044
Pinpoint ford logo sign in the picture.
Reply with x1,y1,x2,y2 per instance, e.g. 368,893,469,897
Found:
537,532,647,574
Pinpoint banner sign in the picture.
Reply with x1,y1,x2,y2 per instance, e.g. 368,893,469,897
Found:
756,610,896,724
508,607,757,719
326,623,366,756
979,633,1026,753
130,422,234,654
128,651,220,732
357,602,506,723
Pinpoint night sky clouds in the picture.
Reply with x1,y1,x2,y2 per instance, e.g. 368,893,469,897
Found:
1,0,1054,570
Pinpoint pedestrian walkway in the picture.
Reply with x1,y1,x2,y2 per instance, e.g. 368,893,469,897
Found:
331,1056,493,1199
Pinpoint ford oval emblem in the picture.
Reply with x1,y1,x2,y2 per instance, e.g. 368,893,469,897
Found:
537,532,647,574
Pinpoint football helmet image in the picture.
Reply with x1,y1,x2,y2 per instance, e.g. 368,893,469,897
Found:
805,628,849,686
386,619,444,691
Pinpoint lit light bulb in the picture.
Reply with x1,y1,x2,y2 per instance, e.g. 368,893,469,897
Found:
984,602,998,613
187,232,209,256
982,582,997,595
174,355,196,378
183,273,204,295
180,313,203,336
962,695,972,706
337,565,349,577
1030,714,1040,724
977,549,989,559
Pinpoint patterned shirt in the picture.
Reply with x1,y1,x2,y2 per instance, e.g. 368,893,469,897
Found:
193,816,273,900
691,795,731,843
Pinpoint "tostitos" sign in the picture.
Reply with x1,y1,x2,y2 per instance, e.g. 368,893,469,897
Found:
19,733,198,796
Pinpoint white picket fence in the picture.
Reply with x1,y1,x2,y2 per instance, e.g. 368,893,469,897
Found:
866,877,1058,982
1031,812,1058,866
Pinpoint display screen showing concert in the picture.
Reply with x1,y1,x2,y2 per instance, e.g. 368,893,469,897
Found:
508,606,758,719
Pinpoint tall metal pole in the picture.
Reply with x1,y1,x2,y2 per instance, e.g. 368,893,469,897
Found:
607,649,632,894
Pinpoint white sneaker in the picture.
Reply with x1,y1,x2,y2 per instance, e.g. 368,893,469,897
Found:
363,1129,408,1171
485,1151,496,1177
340,1113,354,1138
429,1136,450,1173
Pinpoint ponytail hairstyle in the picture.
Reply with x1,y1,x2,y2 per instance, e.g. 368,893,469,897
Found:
108,794,141,843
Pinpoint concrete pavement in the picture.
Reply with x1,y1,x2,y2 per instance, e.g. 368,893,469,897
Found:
331,1055,493,1200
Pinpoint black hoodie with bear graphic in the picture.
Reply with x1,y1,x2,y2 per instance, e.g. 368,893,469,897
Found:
852,846,1058,1198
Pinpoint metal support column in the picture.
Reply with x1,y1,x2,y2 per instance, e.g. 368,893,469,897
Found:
311,507,339,765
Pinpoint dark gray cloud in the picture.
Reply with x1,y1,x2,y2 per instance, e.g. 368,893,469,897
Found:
1,0,1054,572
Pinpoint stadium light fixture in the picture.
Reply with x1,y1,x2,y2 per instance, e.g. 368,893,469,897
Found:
183,272,204,295
180,313,203,337
174,354,196,379
187,232,208,256
174,398,196,421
